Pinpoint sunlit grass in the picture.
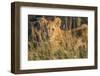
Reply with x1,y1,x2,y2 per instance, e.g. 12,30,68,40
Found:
28,25,88,60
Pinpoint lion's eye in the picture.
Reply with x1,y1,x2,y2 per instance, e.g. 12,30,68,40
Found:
52,28,54,31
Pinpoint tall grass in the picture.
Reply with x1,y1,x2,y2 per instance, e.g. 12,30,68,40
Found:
28,24,88,60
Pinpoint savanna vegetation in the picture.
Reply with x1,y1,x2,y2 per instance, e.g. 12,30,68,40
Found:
28,15,88,60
